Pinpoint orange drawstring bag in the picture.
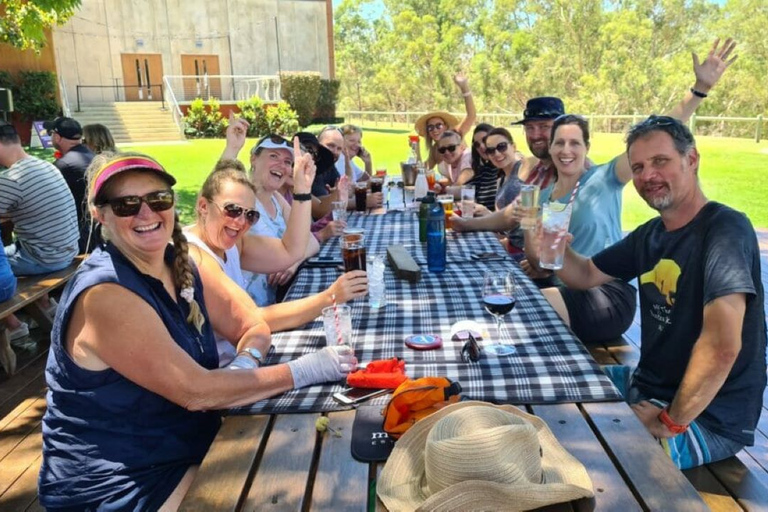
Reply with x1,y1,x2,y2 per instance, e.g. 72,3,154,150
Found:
383,377,462,439
346,358,408,389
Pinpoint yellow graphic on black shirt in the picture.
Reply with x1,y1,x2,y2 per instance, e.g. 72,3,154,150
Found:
640,259,681,306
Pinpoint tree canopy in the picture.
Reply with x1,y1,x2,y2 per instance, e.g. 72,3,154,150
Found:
0,0,81,52
334,0,768,121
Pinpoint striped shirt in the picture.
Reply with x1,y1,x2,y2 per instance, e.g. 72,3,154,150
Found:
0,156,79,265
467,164,499,211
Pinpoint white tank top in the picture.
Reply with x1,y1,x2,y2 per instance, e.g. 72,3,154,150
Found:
183,227,246,366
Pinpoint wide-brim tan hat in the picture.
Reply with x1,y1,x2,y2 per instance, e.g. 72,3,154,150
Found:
414,111,461,138
377,401,594,512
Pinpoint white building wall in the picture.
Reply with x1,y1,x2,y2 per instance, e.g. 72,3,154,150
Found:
53,0,331,105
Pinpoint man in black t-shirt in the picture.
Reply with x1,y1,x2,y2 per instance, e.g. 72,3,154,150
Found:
552,116,766,469
44,117,95,253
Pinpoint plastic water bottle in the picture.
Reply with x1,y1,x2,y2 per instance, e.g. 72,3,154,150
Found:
419,192,436,243
427,201,446,273
414,165,428,201
368,255,387,308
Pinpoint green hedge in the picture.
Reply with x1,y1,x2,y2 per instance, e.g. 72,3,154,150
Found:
0,71,59,121
280,72,321,128
313,78,340,124
184,96,298,138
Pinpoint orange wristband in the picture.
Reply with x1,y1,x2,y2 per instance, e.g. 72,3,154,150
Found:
658,408,688,434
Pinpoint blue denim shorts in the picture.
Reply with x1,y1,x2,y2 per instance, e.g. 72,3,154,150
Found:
4,243,72,276
603,364,744,470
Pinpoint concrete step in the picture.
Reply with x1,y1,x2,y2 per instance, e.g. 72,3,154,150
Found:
72,102,183,143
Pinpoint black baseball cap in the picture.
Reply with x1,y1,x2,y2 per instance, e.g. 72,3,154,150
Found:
512,97,565,125
295,132,335,172
43,117,82,140
0,120,19,138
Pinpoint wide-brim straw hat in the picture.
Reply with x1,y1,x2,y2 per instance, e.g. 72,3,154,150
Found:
377,401,594,512
414,111,461,138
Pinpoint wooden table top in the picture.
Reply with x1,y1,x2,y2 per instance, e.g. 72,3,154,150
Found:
179,399,709,511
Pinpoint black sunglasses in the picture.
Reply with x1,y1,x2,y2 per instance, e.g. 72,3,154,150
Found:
461,333,481,362
485,142,509,156
210,201,260,225
437,144,459,154
426,122,445,133
99,190,174,217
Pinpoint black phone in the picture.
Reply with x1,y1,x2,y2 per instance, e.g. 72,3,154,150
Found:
332,387,389,405
471,252,505,261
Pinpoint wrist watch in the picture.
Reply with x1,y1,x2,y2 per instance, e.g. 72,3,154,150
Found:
238,347,264,366
658,407,688,434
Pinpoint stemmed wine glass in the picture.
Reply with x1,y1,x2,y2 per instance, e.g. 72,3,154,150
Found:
482,270,517,356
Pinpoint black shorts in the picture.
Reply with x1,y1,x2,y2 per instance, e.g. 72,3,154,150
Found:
559,279,637,344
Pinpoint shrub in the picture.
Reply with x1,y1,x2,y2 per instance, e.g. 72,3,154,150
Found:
264,101,299,136
313,79,340,123
280,72,321,127
14,71,59,121
183,98,227,138
236,95,267,137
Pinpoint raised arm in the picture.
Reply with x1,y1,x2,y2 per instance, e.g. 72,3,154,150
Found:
451,202,518,233
240,137,316,271
614,38,737,184
453,74,477,136
220,111,250,161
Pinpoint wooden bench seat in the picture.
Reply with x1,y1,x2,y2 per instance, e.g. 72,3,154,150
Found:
587,335,768,511
0,256,84,376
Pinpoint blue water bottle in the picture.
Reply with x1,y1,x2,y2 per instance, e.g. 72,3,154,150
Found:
426,200,446,273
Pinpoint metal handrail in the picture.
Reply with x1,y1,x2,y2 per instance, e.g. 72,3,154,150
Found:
75,84,166,112
58,76,71,117
163,75,184,136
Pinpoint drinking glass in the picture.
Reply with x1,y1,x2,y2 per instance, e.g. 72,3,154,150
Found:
482,270,517,356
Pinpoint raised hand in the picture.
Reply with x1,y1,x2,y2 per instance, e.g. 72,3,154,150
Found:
692,38,737,92
453,73,470,93
292,136,316,195
225,111,249,155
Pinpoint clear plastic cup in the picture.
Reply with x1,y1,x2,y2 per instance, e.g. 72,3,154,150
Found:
461,186,476,218
332,200,348,222
322,305,353,348
519,184,540,230
539,203,572,270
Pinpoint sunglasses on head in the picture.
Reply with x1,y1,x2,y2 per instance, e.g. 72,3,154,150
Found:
485,142,509,156
461,333,481,363
210,201,260,225
426,122,445,133
437,144,459,154
99,190,175,217
255,134,291,149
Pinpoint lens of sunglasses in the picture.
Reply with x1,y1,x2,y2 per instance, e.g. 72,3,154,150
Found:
485,142,509,155
104,190,174,217
438,144,458,154
426,123,445,132
217,202,260,225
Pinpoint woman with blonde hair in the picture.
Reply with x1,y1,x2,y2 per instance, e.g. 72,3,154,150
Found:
413,74,476,169
82,123,117,154
337,124,372,182
185,159,367,364
38,147,357,510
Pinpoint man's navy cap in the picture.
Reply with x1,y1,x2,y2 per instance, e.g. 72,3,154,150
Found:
43,117,82,140
513,97,565,124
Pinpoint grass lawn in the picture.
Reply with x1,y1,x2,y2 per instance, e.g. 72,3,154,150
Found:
39,125,766,229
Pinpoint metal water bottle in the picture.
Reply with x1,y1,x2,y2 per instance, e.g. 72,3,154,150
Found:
426,200,446,273
419,192,436,243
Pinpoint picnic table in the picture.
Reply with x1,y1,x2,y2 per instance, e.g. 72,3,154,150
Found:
180,210,710,511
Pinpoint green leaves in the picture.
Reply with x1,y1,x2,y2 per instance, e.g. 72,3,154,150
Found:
334,0,761,130
0,0,81,52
